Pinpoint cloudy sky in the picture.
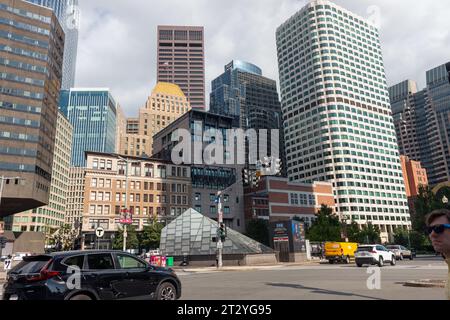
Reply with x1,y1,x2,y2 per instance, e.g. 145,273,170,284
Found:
75,0,450,117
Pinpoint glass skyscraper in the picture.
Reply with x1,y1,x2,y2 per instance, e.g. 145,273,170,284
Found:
276,0,409,242
60,89,118,167
210,60,285,173
0,0,65,217
25,0,79,89
389,63,450,186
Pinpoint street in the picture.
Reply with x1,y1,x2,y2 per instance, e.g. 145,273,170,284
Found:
177,256,448,300
0,256,447,300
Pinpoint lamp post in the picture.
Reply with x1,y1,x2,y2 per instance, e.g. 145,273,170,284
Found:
117,156,130,252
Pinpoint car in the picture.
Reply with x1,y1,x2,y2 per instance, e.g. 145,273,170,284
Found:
354,245,396,267
386,245,413,260
2,250,181,300
12,253,29,261
324,242,358,264
0,255,8,262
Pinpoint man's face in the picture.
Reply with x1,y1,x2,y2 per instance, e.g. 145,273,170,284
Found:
429,216,450,256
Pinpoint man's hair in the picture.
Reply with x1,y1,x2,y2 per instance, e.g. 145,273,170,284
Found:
425,209,450,226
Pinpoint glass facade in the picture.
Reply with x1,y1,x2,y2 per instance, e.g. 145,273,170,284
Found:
160,209,274,256
0,0,64,216
210,60,285,173
276,0,410,239
389,63,450,186
60,89,117,167
25,0,79,89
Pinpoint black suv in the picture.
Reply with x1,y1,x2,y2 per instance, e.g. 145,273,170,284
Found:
2,250,181,300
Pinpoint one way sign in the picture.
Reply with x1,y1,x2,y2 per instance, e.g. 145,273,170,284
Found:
95,227,105,238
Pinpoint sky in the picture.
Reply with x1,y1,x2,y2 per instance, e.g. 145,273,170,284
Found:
75,0,450,117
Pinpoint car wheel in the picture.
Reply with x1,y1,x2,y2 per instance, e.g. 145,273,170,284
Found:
378,257,384,267
399,254,404,261
70,294,92,300
390,255,396,266
329,260,334,264
157,282,177,300
357,263,363,268
409,255,413,260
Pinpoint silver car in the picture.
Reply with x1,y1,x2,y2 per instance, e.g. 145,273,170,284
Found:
386,245,413,260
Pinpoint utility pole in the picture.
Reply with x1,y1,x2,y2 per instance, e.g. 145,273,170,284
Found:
121,157,130,252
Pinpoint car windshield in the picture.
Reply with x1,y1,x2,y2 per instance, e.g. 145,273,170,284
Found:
386,246,399,249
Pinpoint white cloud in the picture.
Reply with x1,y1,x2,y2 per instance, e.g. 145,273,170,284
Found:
75,0,450,116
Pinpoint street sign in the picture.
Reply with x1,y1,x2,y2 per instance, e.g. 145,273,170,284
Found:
4,258,12,271
95,227,105,238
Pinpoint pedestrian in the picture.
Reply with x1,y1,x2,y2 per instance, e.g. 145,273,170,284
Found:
425,209,450,300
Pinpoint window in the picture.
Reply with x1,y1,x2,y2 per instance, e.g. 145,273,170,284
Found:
195,193,201,201
144,164,153,177
224,206,230,214
87,254,114,270
106,160,112,170
105,179,111,188
93,159,98,169
117,254,146,269
210,206,217,215
90,191,96,201
62,255,85,269
91,178,97,187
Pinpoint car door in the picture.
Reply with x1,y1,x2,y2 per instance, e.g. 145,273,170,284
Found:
379,246,392,261
84,253,125,300
115,253,154,300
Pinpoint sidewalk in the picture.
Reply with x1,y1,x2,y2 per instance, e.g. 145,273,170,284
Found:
172,260,322,273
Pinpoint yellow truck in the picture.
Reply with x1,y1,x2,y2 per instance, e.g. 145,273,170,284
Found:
325,242,358,264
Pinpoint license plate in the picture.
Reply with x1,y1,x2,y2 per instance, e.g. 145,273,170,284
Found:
9,295,18,301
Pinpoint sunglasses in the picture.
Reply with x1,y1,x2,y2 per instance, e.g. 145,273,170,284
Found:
426,224,450,235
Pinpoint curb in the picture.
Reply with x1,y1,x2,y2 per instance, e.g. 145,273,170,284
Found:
402,280,446,288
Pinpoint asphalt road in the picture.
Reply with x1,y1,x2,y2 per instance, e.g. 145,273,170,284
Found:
0,256,447,300
177,256,448,300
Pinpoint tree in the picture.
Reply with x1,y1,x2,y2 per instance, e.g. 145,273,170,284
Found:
139,218,164,250
306,205,341,242
393,229,409,247
245,219,270,247
357,223,381,244
113,225,139,250
346,221,362,243
49,224,79,251
413,186,443,233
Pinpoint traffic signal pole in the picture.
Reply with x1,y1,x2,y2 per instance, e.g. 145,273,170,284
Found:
217,194,223,268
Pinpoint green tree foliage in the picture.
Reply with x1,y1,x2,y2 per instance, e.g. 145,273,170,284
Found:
113,225,139,250
393,229,409,247
245,219,270,247
306,205,341,242
346,221,362,243
357,223,381,244
139,219,164,250
413,186,444,233
49,224,79,251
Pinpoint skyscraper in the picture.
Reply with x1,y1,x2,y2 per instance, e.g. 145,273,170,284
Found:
276,0,409,242
210,60,285,173
25,0,79,89
7,112,73,233
0,0,65,217
389,63,450,187
157,26,205,109
60,89,118,167
119,82,190,157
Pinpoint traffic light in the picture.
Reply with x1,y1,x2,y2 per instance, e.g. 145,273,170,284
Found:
274,158,282,175
253,170,261,188
218,223,227,242
242,168,250,186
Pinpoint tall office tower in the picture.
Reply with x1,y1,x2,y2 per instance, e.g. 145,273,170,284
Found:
157,26,205,109
0,0,65,217
8,112,73,233
119,82,190,157
276,0,409,242
389,63,450,187
25,0,79,89
210,60,286,174
115,104,126,153
59,89,118,167
65,167,85,229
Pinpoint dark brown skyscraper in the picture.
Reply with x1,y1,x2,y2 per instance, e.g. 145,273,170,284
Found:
0,0,64,217
157,25,205,109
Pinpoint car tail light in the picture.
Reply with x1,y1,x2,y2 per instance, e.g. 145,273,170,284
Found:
27,260,60,282
369,250,377,254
